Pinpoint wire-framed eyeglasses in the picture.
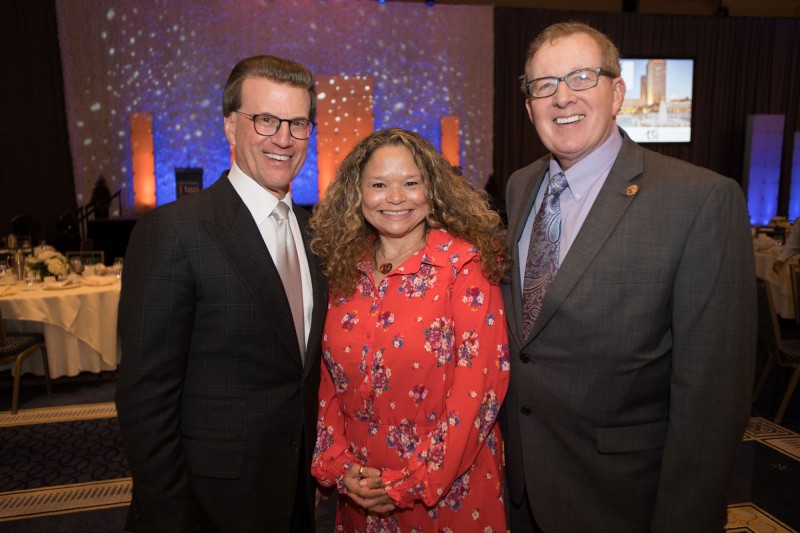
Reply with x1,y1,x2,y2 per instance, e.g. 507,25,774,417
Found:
525,67,615,99
235,111,316,140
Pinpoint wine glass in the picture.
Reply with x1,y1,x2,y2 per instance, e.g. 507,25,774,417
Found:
25,270,38,287
112,257,124,278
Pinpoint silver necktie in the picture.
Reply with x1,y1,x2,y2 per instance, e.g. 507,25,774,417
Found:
271,202,305,358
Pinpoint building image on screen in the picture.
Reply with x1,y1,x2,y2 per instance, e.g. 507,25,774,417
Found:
617,58,694,143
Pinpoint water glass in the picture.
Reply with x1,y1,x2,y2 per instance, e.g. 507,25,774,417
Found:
70,257,84,275
25,270,38,287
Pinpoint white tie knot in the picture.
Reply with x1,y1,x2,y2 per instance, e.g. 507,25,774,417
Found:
272,202,290,221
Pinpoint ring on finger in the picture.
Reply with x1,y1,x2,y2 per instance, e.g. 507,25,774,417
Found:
358,465,364,476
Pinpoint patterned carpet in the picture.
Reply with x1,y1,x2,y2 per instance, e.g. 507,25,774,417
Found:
0,400,128,523
728,418,800,532
0,372,798,532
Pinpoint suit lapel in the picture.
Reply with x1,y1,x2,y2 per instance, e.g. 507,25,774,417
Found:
520,133,645,342
204,174,304,367
293,203,327,381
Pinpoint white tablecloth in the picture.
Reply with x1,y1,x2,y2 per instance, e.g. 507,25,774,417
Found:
0,279,121,378
754,247,798,319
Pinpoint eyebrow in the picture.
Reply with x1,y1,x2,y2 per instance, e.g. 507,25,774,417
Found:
249,111,310,121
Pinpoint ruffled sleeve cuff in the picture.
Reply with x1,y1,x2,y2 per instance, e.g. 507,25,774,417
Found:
381,467,433,509
312,449,359,495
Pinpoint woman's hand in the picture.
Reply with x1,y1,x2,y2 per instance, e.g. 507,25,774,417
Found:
342,464,396,514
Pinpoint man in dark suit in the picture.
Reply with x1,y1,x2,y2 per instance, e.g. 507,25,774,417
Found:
116,55,327,532
502,22,756,532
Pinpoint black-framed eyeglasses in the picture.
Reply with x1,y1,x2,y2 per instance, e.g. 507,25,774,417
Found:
235,111,316,140
525,67,615,99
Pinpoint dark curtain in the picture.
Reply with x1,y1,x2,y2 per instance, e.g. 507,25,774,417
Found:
494,8,800,213
0,0,75,242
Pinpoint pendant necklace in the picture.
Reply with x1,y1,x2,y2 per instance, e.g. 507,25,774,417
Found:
376,237,426,275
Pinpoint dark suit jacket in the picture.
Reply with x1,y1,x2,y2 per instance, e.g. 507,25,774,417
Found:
116,173,327,532
502,132,756,533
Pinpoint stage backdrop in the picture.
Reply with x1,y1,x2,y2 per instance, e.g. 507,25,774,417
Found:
55,0,493,210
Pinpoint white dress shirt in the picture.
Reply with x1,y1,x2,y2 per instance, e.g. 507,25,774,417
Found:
228,162,313,347
518,129,623,285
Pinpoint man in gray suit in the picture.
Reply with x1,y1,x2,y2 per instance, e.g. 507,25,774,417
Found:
116,55,327,532
502,22,755,532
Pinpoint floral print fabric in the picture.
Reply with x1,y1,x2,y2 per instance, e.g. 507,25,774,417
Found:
312,229,509,532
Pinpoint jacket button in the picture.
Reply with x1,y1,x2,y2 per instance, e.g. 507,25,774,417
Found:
520,406,531,416
520,353,530,363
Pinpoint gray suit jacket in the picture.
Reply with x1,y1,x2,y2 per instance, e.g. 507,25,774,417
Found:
116,174,327,532
502,132,756,533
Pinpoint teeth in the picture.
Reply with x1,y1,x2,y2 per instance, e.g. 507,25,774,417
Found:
555,115,584,125
265,153,289,161
382,210,411,215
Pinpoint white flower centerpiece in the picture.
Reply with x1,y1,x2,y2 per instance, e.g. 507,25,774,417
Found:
25,249,69,279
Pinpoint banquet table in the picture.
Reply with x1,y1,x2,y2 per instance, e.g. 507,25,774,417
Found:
0,278,121,378
754,246,799,320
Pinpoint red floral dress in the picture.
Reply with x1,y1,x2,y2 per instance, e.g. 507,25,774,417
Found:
312,229,509,532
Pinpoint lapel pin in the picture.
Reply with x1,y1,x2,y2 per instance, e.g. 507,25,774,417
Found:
626,184,639,197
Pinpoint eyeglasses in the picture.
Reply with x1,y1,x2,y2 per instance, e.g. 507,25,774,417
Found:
235,111,316,140
525,67,614,99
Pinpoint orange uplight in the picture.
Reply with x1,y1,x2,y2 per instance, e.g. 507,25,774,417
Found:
315,75,374,199
130,112,156,213
441,115,460,168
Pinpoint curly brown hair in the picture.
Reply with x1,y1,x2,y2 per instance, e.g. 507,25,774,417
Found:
309,128,509,297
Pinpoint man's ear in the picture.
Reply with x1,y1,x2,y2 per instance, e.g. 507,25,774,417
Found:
224,114,236,146
525,98,536,125
611,76,626,116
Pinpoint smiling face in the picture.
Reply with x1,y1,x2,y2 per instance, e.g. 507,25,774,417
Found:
524,32,625,170
224,77,311,199
360,144,430,250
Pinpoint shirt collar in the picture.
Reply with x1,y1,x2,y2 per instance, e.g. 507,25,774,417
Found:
227,161,293,224
357,228,454,276
548,127,623,202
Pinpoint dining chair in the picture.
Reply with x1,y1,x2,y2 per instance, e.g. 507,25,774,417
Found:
754,277,800,424
791,263,800,326
0,307,53,414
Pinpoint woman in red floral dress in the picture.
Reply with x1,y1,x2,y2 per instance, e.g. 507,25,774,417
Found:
309,128,510,532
